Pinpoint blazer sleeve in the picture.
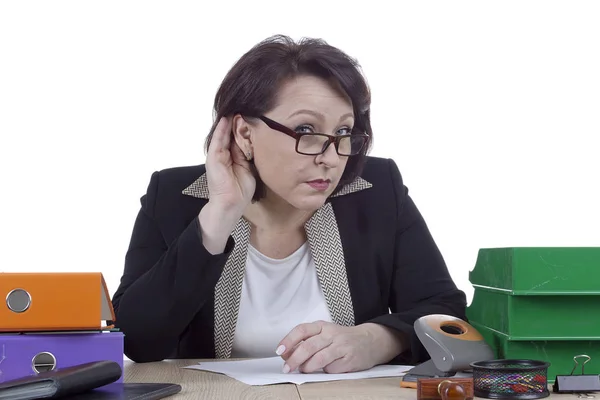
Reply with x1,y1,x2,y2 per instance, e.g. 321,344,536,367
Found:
367,158,468,365
110,171,234,363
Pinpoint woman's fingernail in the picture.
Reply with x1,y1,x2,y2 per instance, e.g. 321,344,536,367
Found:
275,345,285,355
282,364,290,374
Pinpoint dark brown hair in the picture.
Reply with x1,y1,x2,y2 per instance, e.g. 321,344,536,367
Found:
204,34,373,201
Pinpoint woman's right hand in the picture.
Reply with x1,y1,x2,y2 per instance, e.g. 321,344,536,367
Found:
204,116,256,217
198,116,256,254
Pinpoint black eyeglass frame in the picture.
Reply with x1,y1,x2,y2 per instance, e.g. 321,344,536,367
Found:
251,115,370,156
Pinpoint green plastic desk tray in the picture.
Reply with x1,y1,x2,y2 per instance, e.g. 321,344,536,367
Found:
466,287,600,338
471,321,600,384
469,247,600,295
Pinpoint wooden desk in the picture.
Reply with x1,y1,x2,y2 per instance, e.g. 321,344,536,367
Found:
124,359,300,400
124,359,571,400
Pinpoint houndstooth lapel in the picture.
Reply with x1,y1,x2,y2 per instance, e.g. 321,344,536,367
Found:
183,172,372,358
213,217,251,358
305,202,355,326
330,176,372,197
181,173,209,198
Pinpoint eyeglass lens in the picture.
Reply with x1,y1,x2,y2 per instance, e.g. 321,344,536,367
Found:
298,134,365,155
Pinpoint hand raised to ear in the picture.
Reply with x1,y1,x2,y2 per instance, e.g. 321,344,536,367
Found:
198,116,257,254
205,116,256,214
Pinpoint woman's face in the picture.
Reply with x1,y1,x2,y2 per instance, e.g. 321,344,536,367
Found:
234,74,354,211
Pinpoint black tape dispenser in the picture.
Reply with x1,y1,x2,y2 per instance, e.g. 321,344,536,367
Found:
401,314,495,388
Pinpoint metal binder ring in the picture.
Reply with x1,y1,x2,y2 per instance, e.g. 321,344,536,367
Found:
32,352,57,373
6,288,31,313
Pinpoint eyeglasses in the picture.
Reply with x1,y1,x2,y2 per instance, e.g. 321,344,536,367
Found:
255,115,369,156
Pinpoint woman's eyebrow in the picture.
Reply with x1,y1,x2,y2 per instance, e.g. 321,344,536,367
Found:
287,109,354,123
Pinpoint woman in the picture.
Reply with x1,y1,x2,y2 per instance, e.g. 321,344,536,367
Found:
111,34,467,374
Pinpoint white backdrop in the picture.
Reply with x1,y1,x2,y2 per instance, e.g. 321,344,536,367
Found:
1,1,598,303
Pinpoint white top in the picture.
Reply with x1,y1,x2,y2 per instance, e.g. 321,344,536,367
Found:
231,241,333,358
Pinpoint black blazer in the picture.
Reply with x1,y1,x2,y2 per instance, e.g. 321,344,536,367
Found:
111,156,467,364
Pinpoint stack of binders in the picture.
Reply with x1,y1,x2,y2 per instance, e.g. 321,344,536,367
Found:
0,272,124,384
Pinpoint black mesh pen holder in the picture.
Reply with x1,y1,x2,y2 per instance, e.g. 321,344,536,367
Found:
470,359,551,399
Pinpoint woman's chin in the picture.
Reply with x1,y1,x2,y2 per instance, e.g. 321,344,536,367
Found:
287,193,330,212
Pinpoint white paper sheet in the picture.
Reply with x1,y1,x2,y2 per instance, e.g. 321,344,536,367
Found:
183,357,411,385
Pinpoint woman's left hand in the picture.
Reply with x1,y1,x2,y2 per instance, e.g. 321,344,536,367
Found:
276,321,399,374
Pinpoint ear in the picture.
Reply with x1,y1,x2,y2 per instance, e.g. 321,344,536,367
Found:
232,114,253,159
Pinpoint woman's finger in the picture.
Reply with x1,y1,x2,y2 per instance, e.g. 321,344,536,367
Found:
277,322,324,359
230,139,248,166
281,332,333,373
300,344,344,374
322,355,354,374
208,116,231,155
